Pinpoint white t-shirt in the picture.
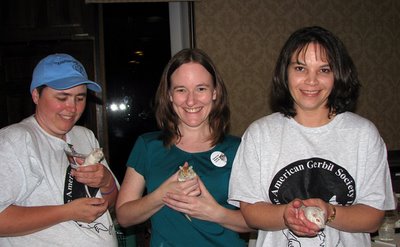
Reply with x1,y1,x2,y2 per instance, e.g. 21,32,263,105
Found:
228,112,395,247
0,116,118,246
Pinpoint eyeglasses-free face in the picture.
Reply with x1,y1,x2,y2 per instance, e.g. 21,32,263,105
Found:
169,62,216,131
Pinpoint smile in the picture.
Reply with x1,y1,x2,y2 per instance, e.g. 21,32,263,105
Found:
60,115,75,120
301,90,320,95
184,107,202,113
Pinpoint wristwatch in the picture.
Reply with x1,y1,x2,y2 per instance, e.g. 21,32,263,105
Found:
326,205,336,224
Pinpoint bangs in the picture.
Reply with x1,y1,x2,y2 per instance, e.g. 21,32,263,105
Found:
292,42,330,64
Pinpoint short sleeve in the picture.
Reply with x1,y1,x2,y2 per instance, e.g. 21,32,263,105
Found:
126,136,149,178
356,123,395,210
228,125,265,207
0,132,42,212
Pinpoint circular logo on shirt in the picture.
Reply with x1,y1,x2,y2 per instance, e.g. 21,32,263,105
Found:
269,157,355,206
210,151,227,167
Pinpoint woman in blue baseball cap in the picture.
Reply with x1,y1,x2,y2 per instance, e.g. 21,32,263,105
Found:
30,53,101,93
0,53,119,246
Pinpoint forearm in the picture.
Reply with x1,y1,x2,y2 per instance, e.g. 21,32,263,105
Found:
214,207,253,232
328,204,384,233
116,190,164,227
100,178,118,208
241,201,384,233
241,202,287,231
0,204,70,236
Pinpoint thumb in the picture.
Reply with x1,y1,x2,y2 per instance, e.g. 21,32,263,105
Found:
292,199,303,209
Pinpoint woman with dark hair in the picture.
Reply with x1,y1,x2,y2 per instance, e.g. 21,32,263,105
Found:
228,26,395,246
271,26,360,117
116,48,250,246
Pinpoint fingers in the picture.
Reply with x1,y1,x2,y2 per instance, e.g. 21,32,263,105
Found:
187,187,201,197
285,213,318,236
291,198,304,209
72,164,111,188
74,163,102,172
284,199,322,236
68,198,109,223
87,197,107,206
182,179,200,195
162,193,191,214
74,157,85,165
291,227,319,237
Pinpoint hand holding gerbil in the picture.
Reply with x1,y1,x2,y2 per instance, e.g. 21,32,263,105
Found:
291,198,336,235
176,162,199,220
163,174,222,222
301,198,336,228
157,165,199,199
283,199,321,236
176,162,201,197
73,162,113,188
71,149,113,195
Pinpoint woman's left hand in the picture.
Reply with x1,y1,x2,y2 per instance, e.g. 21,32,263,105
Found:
72,163,113,189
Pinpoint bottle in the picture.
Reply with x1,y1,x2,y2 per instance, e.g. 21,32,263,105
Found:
378,210,396,241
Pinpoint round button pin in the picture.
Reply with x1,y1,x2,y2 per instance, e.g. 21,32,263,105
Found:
210,151,227,167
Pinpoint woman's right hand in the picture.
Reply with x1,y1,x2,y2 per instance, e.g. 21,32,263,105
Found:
283,199,319,236
157,170,200,198
115,166,200,227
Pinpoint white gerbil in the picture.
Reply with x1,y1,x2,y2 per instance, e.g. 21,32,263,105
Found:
301,206,326,229
82,148,104,166
82,148,104,197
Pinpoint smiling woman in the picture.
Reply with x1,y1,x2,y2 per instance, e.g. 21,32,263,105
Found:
287,42,335,127
228,26,395,247
33,86,88,140
169,62,216,135
115,48,251,246
0,53,119,246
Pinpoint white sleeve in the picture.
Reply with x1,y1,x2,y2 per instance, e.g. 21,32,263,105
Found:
228,123,265,207
356,122,395,210
0,130,43,212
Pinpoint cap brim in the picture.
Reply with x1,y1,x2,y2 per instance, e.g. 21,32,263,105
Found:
45,76,102,92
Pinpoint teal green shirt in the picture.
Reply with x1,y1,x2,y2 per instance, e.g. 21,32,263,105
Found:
127,131,245,247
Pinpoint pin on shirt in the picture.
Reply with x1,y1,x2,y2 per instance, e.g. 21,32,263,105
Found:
210,151,227,167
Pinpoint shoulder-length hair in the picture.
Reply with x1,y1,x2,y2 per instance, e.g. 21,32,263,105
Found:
155,48,230,147
271,26,360,117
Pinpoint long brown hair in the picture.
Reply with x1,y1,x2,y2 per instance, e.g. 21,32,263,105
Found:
155,48,230,147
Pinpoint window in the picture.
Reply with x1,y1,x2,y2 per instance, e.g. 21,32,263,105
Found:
103,2,193,182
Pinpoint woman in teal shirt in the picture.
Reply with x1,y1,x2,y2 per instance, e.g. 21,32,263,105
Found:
116,48,251,246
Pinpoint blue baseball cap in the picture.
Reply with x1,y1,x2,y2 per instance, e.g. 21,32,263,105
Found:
30,53,102,93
